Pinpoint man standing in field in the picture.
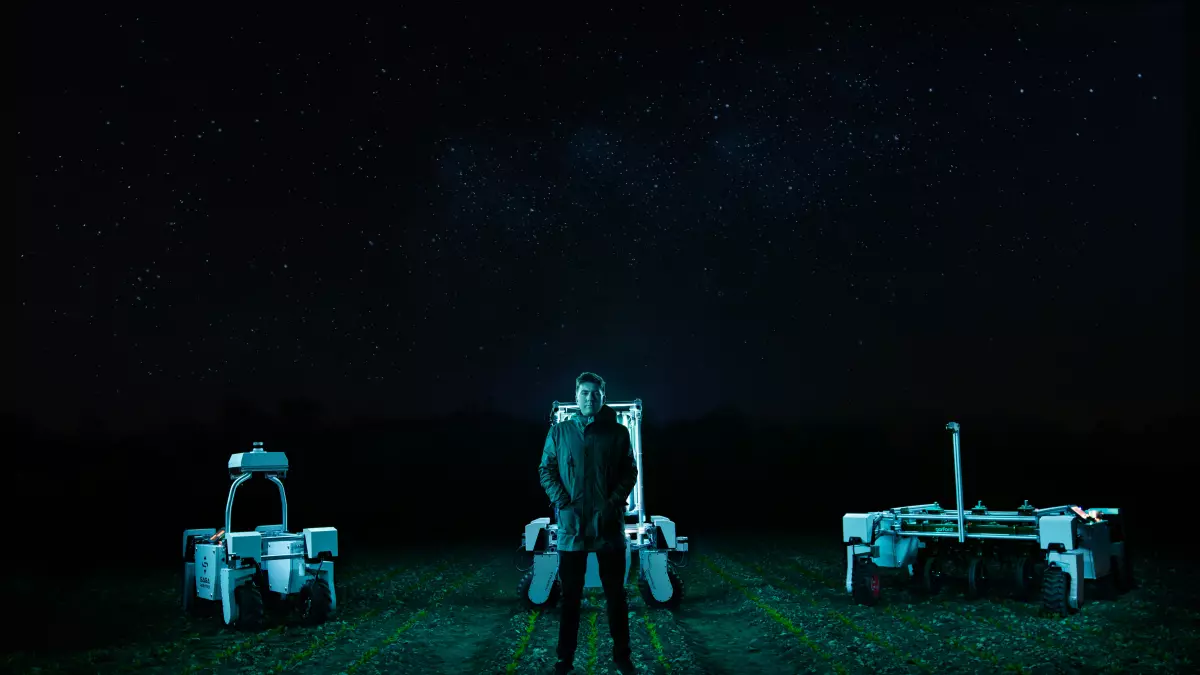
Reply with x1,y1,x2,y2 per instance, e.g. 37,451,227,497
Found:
539,371,639,675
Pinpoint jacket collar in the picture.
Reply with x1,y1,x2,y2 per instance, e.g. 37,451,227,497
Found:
571,403,616,428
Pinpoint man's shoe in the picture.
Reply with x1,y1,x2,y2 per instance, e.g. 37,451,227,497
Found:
614,656,637,674
551,660,575,675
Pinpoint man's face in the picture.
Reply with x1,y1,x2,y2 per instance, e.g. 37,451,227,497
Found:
576,382,604,417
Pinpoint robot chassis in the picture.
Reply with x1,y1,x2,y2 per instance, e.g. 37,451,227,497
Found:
182,441,340,630
519,399,690,609
843,422,1132,617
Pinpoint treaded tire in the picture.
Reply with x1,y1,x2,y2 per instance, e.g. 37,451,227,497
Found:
234,582,265,631
921,556,944,595
1041,564,1071,617
966,556,989,600
1013,556,1038,600
518,568,561,610
185,594,219,618
851,560,882,606
301,577,334,626
639,567,684,609
1112,554,1135,593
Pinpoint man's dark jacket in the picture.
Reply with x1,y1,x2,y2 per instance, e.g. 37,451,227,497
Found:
538,404,638,552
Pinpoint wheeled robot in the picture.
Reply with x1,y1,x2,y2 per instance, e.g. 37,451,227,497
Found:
518,399,690,609
843,422,1133,616
182,441,339,630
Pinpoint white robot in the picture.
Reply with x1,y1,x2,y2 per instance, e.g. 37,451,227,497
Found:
182,441,339,630
842,422,1132,616
518,400,689,609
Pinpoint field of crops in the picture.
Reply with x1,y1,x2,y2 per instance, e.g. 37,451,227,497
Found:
7,536,1197,674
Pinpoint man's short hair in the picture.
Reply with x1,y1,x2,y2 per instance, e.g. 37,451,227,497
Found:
576,371,606,394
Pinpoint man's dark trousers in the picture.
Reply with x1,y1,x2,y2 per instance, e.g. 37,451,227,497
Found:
556,548,631,664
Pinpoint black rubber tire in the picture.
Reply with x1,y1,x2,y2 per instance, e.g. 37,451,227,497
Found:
1112,554,1134,593
1041,564,1071,617
518,568,561,610
966,556,989,600
921,556,944,595
851,560,882,606
1013,556,1038,600
186,594,221,618
300,577,334,626
234,582,265,631
639,567,684,609
908,554,926,588
182,566,193,613
513,545,535,573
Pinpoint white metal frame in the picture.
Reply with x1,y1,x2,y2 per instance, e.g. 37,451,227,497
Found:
841,422,1126,614
182,442,339,628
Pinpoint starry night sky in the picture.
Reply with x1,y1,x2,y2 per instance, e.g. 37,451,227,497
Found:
14,4,1187,433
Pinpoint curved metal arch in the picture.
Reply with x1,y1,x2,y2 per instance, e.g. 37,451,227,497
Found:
225,473,289,536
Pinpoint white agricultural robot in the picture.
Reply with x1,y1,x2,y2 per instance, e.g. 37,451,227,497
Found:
518,399,690,609
843,422,1133,617
182,441,339,631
